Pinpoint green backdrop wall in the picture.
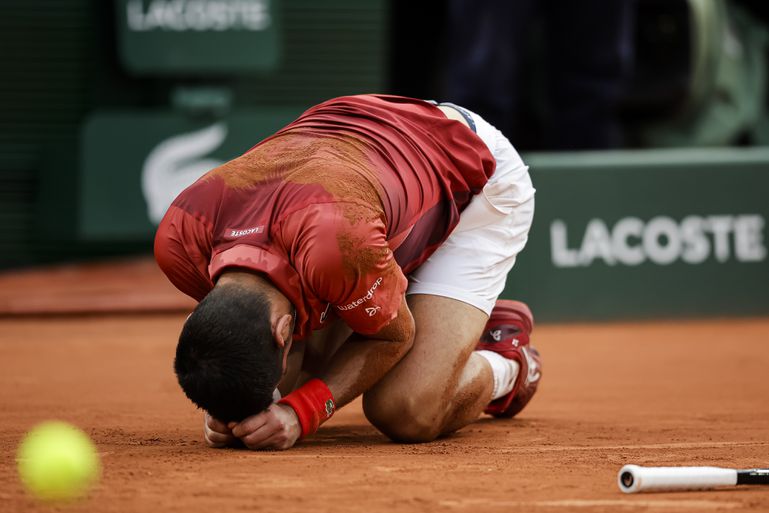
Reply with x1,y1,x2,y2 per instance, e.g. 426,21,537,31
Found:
506,149,769,321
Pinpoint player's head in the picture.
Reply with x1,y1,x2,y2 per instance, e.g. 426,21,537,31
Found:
174,281,288,422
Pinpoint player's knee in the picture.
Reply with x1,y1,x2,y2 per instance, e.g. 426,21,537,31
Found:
363,391,442,443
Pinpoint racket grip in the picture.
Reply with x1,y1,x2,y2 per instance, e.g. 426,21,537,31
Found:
618,465,737,493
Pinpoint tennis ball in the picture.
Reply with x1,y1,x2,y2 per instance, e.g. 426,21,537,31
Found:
17,421,101,502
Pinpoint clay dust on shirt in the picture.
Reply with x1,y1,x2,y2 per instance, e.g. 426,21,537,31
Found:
204,131,391,280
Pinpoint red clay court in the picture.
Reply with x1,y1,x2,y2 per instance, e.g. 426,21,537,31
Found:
1,259,768,512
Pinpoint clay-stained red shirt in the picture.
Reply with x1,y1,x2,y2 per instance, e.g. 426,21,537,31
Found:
155,95,495,339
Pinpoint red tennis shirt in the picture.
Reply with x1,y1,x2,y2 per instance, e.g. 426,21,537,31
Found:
155,95,495,339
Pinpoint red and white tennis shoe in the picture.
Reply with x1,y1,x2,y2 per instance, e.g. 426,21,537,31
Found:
477,300,542,418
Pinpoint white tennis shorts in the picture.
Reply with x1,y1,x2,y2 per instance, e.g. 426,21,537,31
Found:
406,105,535,315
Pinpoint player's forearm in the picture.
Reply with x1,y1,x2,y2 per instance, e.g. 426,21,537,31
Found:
320,331,414,410
275,297,415,441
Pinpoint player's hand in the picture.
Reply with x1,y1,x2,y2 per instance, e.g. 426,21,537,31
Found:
203,412,237,448
230,403,301,451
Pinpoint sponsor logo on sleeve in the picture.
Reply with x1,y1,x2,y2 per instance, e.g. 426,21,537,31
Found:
320,303,331,324
337,277,383,312
226,226,265,239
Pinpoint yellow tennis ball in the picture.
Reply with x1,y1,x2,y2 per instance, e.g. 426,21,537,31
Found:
17,421,101,502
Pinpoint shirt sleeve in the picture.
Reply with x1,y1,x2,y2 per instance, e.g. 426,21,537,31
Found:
285,202,408,335
154,206,214,302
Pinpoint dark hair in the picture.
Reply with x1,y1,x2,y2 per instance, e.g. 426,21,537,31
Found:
174,283,281,423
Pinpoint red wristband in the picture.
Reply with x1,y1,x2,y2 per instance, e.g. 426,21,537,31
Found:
278,379,335,438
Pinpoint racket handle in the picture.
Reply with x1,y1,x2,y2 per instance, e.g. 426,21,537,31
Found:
618,465,737,493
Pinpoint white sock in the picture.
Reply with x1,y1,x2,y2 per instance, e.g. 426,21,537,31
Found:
476,350,520,400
